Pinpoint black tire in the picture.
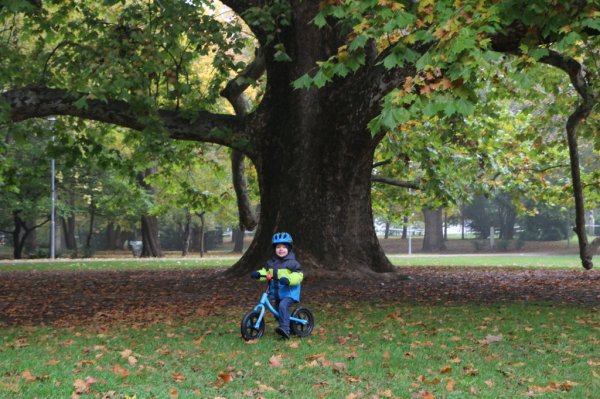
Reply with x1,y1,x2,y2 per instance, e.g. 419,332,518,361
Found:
290,307,314,337
241,311,265,341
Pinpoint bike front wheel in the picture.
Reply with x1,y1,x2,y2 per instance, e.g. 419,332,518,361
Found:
241,311,265,341
290,307,314,337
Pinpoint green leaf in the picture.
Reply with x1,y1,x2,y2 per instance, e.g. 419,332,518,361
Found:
273,50,292,62
73,96,89,110
313,12,327,28
416,52,433,71
383,52,400,69
443,101,457,117
348,34,368,52
292,73,313,90
455,99,475,116
528,47,549,61
313,70,329,88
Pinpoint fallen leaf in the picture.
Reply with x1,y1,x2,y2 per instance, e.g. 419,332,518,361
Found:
21,370,36,382
411,389,435,399
215,372,234,387
484,334,503,344
119,349,133,358
440,365,452,374
446,378,456,392
172,372,185,382
269,354,284,368
112,364,129,378
73,379,89,394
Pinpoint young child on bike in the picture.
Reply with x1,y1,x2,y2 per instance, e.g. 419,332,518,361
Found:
250,232,303,339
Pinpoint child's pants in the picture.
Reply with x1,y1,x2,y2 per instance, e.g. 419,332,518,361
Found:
277,297,294,332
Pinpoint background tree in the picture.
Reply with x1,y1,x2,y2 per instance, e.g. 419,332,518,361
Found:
0,121,54,258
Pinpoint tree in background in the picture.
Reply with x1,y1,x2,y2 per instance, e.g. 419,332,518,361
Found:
0,121,53,258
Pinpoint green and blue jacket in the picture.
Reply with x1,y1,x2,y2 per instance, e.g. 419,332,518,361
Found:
255,251,303,302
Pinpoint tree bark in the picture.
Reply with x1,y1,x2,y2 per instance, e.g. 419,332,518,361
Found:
181,208,192,257
10,211,49,259
85,197,95,251
538,50,599,269
62,215,77,250
140,215,162,257
137,168,162,258
232,228,245,253
422,208,446,252
197,211,205,257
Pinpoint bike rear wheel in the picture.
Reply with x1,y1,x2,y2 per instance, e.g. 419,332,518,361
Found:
241,311,265,341
290,307,314,337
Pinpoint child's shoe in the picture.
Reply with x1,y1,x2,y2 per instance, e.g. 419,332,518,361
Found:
275,327,290,339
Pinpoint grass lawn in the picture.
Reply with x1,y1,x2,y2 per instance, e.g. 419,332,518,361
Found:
1,303,598,398
389,254,583,269
0,254,585,273
0,258,238,273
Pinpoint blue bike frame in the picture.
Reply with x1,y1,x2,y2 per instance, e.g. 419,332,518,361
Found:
252,289,308,330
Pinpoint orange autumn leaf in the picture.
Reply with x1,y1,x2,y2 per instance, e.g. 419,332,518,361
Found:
172,372,186,382
440,365,452,374
21,370,36,382
413,389,436,399
269,354,284,368
215,372,234,387
112,364,129,378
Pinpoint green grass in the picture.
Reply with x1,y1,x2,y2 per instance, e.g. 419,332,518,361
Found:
1,254,584,273
0,258,239,272
1,304,598,398
389,254,583,268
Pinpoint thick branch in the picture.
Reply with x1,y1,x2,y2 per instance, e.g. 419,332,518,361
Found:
220,49,266,231
538,50,596,269
2,86,256,155
372,175,419,190
231,150,258,230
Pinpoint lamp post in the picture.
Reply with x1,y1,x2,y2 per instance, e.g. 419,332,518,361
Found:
49,118,56,259
50,156,55,259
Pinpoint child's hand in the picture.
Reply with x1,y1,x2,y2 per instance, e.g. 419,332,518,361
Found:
250,271,261,279
266,274,272,281
279,277,290,286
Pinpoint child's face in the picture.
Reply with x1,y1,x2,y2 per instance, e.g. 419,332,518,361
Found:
275,244,289,257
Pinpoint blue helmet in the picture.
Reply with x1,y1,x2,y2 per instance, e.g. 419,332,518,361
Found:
272,232,293,247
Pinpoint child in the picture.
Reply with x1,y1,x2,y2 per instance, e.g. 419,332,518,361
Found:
251,232,303,339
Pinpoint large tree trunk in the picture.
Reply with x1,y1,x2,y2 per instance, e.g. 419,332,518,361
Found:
196,211,206,257
223,2,396,276
232,228,245,253
24,217,37,254
422,208,446,252
181,209,192,257
140,215,162,257
85,197,95,251
62,215,77,250
228,101,392,274
137,168,162,258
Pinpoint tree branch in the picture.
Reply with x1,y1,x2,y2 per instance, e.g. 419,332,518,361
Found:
371,175,419,190
220,48,265,231
537,50,596,269
2,86,256,156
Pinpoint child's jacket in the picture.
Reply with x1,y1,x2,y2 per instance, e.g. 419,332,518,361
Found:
256,251,303,302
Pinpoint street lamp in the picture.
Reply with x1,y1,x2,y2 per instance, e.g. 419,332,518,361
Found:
48,118,56,259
